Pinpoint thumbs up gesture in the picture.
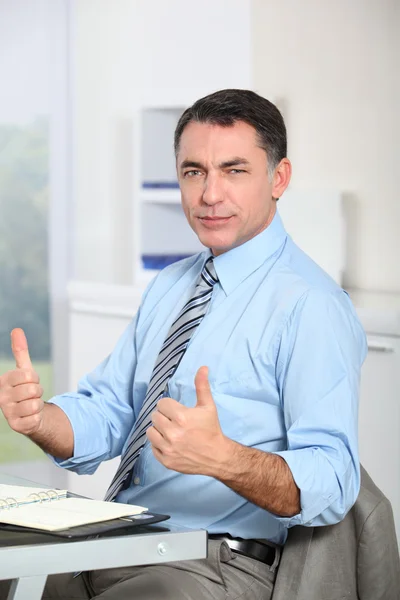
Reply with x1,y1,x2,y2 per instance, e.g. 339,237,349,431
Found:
146,366,230,476
0,329,44,435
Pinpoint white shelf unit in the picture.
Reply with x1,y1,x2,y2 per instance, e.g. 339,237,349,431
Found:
140,188,181,204
132,106,204,285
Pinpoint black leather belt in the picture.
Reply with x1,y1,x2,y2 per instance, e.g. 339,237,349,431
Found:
208,534,276,566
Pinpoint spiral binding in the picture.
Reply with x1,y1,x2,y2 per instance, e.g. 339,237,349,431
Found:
0,498,17,510
0,489,65,510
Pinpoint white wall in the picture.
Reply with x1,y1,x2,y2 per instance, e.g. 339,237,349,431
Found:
73,0,399,292
72,0,252,285
72,0,399,292
252,0,400,292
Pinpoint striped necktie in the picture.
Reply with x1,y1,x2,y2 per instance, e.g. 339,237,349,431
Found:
105,257,219,502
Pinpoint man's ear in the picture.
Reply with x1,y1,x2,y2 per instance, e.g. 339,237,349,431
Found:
272,158,292,199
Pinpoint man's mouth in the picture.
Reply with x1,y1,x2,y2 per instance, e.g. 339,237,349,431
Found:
199,216,232,221
198,216,233,227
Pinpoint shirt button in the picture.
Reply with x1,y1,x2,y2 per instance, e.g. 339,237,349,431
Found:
133,476,141,485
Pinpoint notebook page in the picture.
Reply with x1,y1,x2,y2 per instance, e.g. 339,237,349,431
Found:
0,484,67,500
0,497,147,531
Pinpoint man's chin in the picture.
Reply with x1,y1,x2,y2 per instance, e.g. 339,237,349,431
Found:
199,236,235,256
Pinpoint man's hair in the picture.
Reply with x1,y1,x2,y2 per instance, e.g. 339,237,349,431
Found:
174,89,287,179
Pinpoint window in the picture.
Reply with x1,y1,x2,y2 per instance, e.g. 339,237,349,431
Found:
0,0,69,483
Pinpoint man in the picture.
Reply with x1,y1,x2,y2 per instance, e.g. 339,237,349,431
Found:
0,89,367,599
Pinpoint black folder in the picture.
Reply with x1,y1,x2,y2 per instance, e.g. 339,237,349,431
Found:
0,511,170,543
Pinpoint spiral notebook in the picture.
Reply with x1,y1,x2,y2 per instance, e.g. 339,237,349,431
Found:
0,484,151,533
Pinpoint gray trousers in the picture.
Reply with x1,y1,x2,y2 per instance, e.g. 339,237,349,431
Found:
0,540,279,600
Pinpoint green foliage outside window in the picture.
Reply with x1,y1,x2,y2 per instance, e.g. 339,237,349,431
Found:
0,120,52,463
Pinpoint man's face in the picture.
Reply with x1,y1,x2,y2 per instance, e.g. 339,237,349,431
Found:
177,120,290,256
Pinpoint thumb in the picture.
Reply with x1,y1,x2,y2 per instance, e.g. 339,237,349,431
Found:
11,328,33,370
195,366,215,407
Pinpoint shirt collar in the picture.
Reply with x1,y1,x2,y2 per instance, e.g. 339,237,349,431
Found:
205,210,287,296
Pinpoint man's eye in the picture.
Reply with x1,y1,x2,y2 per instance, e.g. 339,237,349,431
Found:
229,169,245,174
183,170,201,177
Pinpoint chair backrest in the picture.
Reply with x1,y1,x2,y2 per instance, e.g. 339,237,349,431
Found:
271,465,400,600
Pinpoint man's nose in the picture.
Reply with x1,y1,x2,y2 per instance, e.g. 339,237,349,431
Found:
202,174,224,205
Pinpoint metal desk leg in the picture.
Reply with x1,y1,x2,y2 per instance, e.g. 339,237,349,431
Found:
7,575,47,600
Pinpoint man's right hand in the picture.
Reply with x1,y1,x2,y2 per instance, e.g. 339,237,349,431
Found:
0,328,44,436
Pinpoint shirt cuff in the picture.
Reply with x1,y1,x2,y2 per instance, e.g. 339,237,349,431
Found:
273,448,340,527
47,397,110,475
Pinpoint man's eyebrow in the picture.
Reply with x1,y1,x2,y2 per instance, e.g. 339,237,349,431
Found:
219,157,250,169
179,160,204,170
179,157,250,170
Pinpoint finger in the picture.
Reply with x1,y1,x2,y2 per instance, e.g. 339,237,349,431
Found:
151,446,164,461
0,383,43,412
4,369,39,388
156,397,185,420
151,409,171,435
11,329,33,370
7,413,42,436
5,397,44,420
150,443,168,467
146,425,164,449
13,383,44,404
195,366,215,407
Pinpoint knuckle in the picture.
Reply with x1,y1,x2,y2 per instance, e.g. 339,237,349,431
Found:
175,412,186,427
23,370,32,384
30,412,41,425
168,430,180,444
29,399,38,413
31,398,43,413
28,384,39,398
18,369,37,384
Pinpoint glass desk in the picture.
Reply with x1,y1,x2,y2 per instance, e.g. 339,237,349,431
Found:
0,472,207,600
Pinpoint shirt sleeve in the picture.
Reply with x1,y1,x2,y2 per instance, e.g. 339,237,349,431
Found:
273,288,367,527
48,315,139,475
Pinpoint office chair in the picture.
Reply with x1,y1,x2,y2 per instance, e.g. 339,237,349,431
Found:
271,465,400,600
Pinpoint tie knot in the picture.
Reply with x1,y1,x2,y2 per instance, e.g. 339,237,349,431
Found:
199,257,218,289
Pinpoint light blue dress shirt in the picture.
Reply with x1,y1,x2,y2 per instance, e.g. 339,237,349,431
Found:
50,211,367,545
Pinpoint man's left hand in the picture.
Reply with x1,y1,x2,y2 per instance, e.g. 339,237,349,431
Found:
146,366,229,476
